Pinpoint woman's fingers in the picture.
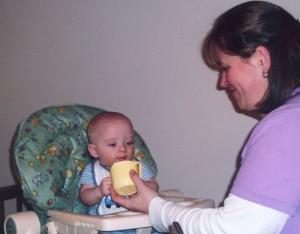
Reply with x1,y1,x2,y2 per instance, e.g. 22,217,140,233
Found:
129,169,144,189
110,169,159,213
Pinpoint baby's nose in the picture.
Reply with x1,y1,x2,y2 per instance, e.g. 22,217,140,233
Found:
119,144,126,151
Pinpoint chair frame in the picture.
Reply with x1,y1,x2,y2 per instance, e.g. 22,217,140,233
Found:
0,184,29,234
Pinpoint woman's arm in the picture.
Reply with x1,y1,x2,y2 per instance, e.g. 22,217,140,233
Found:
150,194,289,233
111,171,289,234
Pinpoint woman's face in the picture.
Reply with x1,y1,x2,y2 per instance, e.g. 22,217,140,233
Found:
216,48,269,112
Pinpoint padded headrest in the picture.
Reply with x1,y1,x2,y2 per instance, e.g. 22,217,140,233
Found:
13,104,157,226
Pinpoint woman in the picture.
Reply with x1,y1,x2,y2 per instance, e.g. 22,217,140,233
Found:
111,1,300,233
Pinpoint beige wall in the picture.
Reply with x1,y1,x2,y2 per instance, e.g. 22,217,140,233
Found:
1,0,298,208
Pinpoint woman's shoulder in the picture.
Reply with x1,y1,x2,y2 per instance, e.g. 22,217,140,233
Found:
263,94,300,122
252,94,300,138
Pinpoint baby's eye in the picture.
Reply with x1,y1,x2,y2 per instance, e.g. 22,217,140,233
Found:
108,143,116,147
126,141,134,146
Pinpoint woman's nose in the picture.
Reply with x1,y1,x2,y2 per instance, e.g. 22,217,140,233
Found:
219,73,229,88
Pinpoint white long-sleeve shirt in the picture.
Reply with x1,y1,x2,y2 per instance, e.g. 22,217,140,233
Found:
149,194,289,234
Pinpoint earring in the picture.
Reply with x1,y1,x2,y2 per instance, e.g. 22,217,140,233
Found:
262,71,269,78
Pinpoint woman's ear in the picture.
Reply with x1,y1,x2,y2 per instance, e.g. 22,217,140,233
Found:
255,46,271,72
88,144,99,158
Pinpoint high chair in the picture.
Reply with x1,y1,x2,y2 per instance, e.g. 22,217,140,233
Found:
4,104,214,234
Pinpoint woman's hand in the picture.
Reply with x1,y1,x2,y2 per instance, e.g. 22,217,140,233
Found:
110,170,159,213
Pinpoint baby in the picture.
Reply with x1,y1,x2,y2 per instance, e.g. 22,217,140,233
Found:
78,111,159,233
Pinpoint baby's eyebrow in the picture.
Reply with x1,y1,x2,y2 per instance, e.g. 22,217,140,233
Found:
104,138,117,142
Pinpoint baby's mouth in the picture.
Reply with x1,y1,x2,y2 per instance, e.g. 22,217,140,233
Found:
116,157,127,162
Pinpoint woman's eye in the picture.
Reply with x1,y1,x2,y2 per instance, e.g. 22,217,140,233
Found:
218,68,228,76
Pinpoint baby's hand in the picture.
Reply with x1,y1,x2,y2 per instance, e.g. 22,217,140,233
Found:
99,177,112,196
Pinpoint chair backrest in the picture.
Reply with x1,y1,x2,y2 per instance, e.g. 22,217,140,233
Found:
13,104,157,228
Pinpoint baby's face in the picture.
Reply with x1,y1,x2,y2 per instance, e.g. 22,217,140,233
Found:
92,118,135,167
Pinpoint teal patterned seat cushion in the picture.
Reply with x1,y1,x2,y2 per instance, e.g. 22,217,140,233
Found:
13,104,157,230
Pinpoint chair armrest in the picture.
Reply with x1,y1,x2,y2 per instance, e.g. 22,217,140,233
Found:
159,189,185,197
165,197,215,209
4,211,40,234
160,189,215,209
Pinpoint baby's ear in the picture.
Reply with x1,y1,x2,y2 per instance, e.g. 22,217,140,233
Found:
87,144,98,158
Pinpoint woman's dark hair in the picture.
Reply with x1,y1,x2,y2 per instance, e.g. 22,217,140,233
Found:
202,1,300,114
